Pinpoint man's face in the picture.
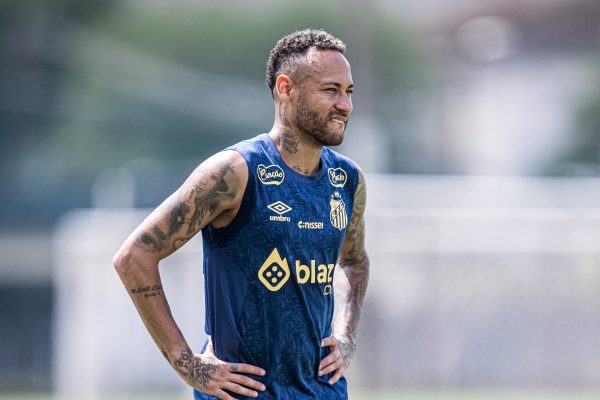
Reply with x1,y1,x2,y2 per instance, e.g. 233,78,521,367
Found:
293,49,354,146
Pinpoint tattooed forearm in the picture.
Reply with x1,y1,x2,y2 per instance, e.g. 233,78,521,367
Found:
335,171,369,359
333,253,368,367
176,348,218,389
130,284,163,298
337,253,369,343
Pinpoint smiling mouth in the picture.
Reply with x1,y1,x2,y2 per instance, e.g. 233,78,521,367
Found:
331,118,346,126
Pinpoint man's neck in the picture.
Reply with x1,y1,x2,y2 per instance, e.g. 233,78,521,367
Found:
268,123,323,176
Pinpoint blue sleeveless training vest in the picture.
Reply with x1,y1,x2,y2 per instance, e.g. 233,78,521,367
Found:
194,133,359,400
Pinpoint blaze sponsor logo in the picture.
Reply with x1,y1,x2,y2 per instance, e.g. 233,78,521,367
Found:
330,191,348,230
258,248,335,295
257,164,285,185
258,248,290,292
295,260,335,286
328,168,347,188
267,201,291,222
297,220,324,230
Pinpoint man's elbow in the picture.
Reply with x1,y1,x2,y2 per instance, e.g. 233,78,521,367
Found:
113,245,136,276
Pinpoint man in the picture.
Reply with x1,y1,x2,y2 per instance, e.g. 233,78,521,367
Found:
113,29,369,400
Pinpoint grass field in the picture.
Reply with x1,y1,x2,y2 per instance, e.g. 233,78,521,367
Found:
3,391,600,400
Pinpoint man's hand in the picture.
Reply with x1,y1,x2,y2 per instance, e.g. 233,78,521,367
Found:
318,335,356,385
175,349,266,399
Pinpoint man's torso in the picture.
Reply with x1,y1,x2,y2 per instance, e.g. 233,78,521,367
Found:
196,133,358,399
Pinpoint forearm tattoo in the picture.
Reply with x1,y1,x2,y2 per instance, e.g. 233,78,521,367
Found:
137,159,237,255
177,348,218,390
129,285,163,298
337,173,369,360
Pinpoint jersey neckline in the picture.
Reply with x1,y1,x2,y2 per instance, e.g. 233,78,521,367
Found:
261,133,328,184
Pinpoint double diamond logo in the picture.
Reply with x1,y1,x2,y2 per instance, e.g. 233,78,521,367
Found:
267,201,292,215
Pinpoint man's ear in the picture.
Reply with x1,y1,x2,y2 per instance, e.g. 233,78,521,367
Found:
275,75,294,101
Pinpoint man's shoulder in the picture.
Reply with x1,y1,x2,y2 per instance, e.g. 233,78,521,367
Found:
224,133,269,156
209,133,274,183
323,147,361,173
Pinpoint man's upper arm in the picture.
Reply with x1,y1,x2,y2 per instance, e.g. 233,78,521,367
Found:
339,169,367,264
128,150,248,260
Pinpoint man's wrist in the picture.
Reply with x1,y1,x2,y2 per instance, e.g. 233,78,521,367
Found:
332,333,357,367
333,334,357,353
163,346,194,374
333,332,355,344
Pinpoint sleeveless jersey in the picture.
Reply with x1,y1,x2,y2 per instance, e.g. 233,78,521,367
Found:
194,133,359,400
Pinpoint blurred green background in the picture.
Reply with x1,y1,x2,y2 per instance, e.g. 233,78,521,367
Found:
2,0,600,398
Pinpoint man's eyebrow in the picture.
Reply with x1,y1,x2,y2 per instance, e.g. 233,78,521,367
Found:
321,82,354,88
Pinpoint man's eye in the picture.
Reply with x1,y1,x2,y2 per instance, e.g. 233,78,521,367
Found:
325,88,337,92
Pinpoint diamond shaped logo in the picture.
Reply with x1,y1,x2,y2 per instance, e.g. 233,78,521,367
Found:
267,201,292,215
258,248,290,292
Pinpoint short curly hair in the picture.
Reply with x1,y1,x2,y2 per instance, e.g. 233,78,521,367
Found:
266,29,346,97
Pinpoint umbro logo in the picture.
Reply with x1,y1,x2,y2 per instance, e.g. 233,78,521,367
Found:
267,201,291,222
267,201,292,215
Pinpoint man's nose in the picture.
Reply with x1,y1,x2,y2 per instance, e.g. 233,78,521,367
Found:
335,92,353,114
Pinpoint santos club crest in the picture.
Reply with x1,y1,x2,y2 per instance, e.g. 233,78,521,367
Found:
329,192,348,231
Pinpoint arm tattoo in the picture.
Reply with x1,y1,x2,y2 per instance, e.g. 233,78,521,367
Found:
140,232,159,250
177,348,218,390
137,159,237,255
129,284,163,298
338,337,356,367
168,201,191,236
344,179,366,260
139,224,168,253
186,161,235,234
336,172,369,362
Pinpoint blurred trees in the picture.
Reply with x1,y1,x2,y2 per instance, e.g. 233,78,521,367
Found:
0,1,425,227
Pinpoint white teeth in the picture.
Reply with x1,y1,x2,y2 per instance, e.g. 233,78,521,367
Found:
331,119,344,125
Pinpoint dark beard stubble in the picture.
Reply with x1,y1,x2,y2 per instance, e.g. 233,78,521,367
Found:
295,94,347,147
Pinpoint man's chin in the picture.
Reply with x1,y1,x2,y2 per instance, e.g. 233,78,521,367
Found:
324,132,344,147
305,128,345,147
